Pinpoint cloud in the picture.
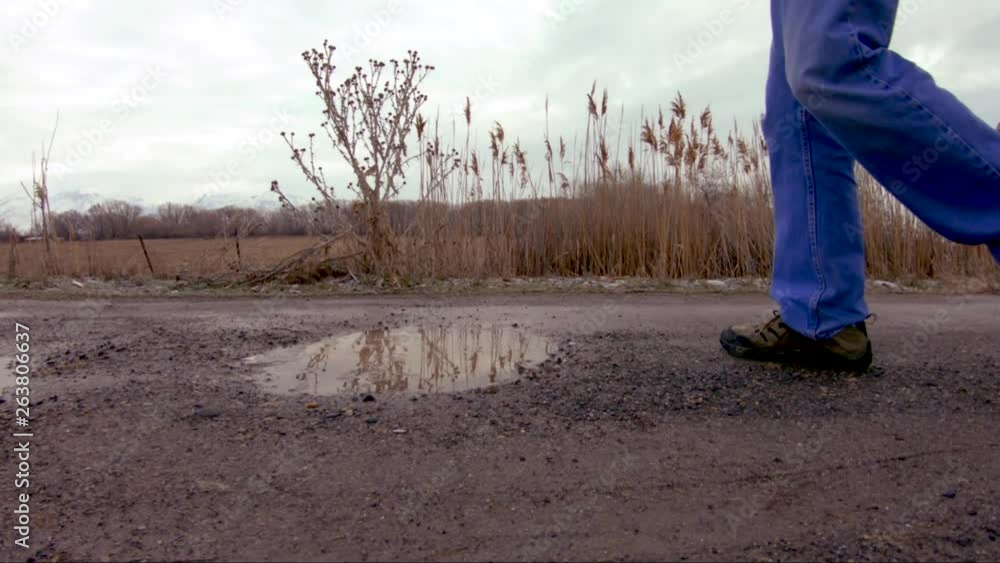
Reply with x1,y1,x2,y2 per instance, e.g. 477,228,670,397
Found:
2,0,999,228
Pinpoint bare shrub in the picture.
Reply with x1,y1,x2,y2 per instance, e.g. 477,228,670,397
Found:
274,43,457,279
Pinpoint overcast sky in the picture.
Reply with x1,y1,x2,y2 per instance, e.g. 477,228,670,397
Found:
3,0,1000,225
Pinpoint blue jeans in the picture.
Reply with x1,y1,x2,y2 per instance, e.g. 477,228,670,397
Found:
766,0,1000,339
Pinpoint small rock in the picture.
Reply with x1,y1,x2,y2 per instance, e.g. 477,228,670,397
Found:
705,279,727,290
193,408,222,419
304,401,320,409
951,536,974,547
365,416,378,424
873,280,902,291
392,428,407,434
361,394,376,403
942,490,957,499
195,479,231,493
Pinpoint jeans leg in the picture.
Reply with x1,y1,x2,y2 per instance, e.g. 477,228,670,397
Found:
766,1,869,340
778,0,1000,261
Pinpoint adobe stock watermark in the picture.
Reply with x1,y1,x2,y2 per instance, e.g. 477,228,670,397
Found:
393,460,460,526
541,0,587,25
330,0,405,64
448,0,588,123
196,108,291,201
446,76,499,125
883,294,968,364
7,0,72,53
723,424,837,534
672,0,752,73
76,298,112,320
839,127,963,219
859,454,968,558
50,65,169,177
213,0,246,20
761,77,835,158
900,129,961,186
525,450,638,559
878,0,930,36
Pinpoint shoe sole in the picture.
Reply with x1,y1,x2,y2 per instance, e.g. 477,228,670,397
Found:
720,328,873,372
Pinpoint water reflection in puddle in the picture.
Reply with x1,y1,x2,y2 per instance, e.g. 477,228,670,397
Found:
246,325,552,396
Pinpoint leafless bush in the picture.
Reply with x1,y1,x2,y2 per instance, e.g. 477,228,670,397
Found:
274,43,458,278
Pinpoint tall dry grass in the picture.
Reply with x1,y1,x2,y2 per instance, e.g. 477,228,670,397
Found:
377,85,995,281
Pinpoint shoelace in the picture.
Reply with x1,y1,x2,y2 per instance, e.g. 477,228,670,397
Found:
755,311,786,342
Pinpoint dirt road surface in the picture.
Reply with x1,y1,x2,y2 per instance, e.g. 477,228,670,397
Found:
1,293,998,561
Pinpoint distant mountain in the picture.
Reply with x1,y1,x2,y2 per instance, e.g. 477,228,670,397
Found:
49,188,290,214
49,189,110,213
194,191,283,210
0,190,116,229
0,190,131,229
1,187,317,231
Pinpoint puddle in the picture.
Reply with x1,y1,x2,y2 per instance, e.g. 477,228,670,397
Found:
246,324,553,396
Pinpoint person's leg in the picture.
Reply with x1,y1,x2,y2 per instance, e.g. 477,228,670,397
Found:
765,0,868,340
719,0,872,372
777,0,1000,262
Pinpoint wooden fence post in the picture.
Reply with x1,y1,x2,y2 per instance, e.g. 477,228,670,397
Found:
7,234,16,280
235,231,242,273
137,235,155,276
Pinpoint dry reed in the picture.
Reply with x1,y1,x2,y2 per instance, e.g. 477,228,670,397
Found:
385,84,994,281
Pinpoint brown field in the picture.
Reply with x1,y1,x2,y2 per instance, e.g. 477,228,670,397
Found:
6,214,996,285
4,236,325,281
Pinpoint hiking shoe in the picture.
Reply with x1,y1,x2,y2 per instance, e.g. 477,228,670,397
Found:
720,312,873,371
